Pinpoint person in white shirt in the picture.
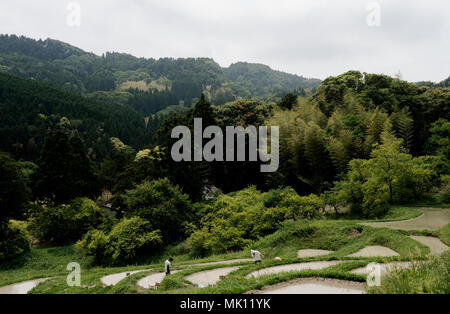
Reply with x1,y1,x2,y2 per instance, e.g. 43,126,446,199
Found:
250,249,263,264
165,257,173,275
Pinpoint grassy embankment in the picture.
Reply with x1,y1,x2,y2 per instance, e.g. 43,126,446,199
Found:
1,206,447,294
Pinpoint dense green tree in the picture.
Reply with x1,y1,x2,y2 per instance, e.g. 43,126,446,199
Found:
123,178,193,243
427,119,450,161
278,93,298,110
331,134,436,217
33,129,98,203
28,198,111,245
188,93,217,126
76,217,162,264
0,153,28,227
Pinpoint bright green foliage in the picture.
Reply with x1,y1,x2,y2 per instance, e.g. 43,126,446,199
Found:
280,193,325,220
332,134,436,217
76,216,163,264
77,229,109,263
437,176,450,203
188,225,251,257
0,220,31,261
29,197,111,245
107,217,162,262
215,98,273,128
123,178,192,243
112,146,166,195
186,187,322,256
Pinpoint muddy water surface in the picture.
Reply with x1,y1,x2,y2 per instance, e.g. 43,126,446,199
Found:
0,278,49,294
247,278,365,294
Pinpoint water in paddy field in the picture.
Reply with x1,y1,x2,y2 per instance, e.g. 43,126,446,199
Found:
0,278,49,294
258,279,365,294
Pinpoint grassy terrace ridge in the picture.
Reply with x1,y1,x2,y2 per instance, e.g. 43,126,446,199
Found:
0,207,436,293
367,251,450,294
328,206,422,223
1,205,446,294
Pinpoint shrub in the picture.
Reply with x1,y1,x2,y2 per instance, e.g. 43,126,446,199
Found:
186,227,212,257
123,178,192,243
280,193,325,220
262,187,289,208
159,274,185,290
29,197,111,245
437,175,450,203
76,229,109,263
0,220,31,261
186,186,313,257
108,217,163,262
77,217,163,264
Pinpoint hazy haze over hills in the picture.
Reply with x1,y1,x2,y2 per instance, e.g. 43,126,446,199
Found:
0,0,448,82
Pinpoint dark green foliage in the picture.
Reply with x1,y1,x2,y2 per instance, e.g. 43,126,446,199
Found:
278,93,298,110
391,108,414,151
427,119,450,161
32,130,98,203
0,35,320,111
223,62,320,99
76,216,163,264
28,198,111,245
123,178,193,243
0,71,148,162
0,153,29,225
188,93,217,126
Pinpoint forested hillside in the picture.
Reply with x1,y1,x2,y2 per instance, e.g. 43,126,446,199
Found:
223,62,321,99
0,72,152,161
0,34,321,114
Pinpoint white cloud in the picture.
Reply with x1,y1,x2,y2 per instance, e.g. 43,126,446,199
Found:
0,0,448,82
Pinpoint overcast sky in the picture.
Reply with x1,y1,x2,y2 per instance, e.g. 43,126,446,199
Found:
0,0,448,82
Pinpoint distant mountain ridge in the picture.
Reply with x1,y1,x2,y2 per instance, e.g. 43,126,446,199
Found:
0,34,321,113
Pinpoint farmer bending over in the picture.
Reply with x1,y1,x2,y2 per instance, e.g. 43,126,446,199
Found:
250,249,263,264
165,257,174,275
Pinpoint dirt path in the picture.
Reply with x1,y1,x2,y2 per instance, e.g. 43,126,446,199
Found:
361,207,450,231
185,266,239,287
246,261,342,278
0,278,50,294
409,236,449,255
246,277,365,294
